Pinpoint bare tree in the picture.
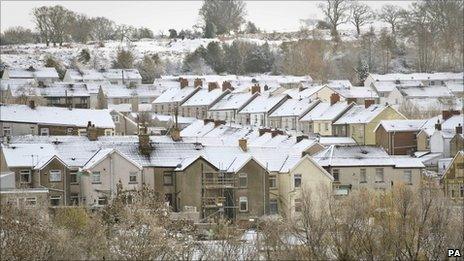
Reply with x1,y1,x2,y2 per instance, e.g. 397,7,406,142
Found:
47,5,75,46
90,17,115,44
318,0,350,39
32,6,52,46
199,0,246,35
378,4,403,39
349,1,374,36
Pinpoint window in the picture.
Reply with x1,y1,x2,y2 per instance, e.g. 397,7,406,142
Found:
92,171,101,184
324,122,329,131
70,193,79,205
66,127,73,135
451,189,455,198
129,172,137,183
360,169,367,183
239,173,247,188
270,199,278,214
375,168,384,183
403,170,412,184
332,169,340,182
25,197,37,205
163,172,173,185
49,170,62,182
112,114,119,123
97,196,107,205
78,129,87,136
269,175,277,189
460,185,464,198
294,174,302,188
20,170,31,183
70,171,78,184
30,126,35,134
3,126,11,136
105,129,114,136
40,128,49,136
294,198,302,212
239,196,248,212
50,195,61,206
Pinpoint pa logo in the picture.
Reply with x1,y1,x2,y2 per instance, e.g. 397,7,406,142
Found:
448,249,462,257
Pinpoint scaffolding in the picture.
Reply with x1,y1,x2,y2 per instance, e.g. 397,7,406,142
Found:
201,168,238,221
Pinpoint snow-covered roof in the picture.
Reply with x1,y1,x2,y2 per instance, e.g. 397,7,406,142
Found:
442,115,463,130
66,69,106,81
153,114,196,124
101,69,142,81
314,145,424,168
334,104,390,124
284,85,325,99
336,87,379,99
317,137,356,146
40,82,89,97
209,92,256,111
5,67,59,79
0,104,115,129
445,81,464,94
153,87,198,104
82,148,142,170
375,119,428,132
107,103,152,112
300,101,351,122
100,84,132,98
327,80,352,89
238,94,287,114
398,85,454,98
369,72,464,82
0,79,37,90
181,88,226,107
269,98,319,117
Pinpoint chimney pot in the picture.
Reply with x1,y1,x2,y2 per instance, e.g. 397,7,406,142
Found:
251,84,261,94
29,100,36,109
203,118,214,125
208,82,219,92
222,81,234,91
194,78,203,88
214,120,225,127
456,124,462,134
364,99,375,109
179,78,189,89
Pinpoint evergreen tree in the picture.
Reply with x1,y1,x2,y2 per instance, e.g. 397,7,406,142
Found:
203,21,217,38
77,49,91,63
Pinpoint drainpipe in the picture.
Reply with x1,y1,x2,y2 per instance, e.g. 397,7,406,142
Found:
110,154,114,199
64,165,67,205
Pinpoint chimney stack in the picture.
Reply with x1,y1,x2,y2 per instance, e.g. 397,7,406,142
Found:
330,93,340,106
251,84,261,94
194,78,203,88
222,81,234,92
29,100,36,109
203,118,214,125
258,128,271,136
138,125,153,155
87,122,98,141
208,82,219,92
456,124,462,134
442,110,460,121
179,78,189,89
170,127,181,141
435,120,442,131
214,120,225,127
238,138,247,152
296,135,308,143
364,99,375,109
271,129,283,138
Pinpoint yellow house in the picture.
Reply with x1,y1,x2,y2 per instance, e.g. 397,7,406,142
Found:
442,151,464,203
275,155,333,218
333,104,406,145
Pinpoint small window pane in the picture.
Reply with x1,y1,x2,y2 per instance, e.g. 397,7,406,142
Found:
49,170,61,182
92,172,101,183
239,196,248,212
239,173,247,188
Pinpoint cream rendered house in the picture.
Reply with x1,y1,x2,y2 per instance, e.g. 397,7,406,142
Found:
80,148,143,207
276,155,333,218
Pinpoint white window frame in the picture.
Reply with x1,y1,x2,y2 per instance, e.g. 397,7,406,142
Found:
20,170,31,183
375,168,384,183
294,174,302,188
92,171,101,184
239,196,248,212
49,170,62,182
97,196,107,205
269,175,277,189
105,129,114,136
78,129,87,136
66,127,73,135
403,170,412,184
70,171,79,184
3,126,11,136
112,114,120,123
50,195,61,206
129,172,137,183
239,173,247,188
40,128,49,136
360,168,367,183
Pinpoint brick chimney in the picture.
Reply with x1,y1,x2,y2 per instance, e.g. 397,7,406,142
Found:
299,86,307,92
179,78,188,89
214,120,225,127
222,81,234,91
238,138,247,152
456,124,462,134
435,120,442,131
29,100,36,109
208,82,219,92
258,128,271,136
330,93,340,105
346,98,356,104
138,126,153,155
442,110,460,121
271,129,283,138
170,127,181,141
296,135,308,143
364,99,375,108
251,84,261,94
194,78,203,87
203,118,214,125
87,122,98,141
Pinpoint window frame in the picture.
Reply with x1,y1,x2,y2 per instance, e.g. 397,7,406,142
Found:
20,169,31,183
129,172,138,184
403,170,412,185
50,195,61,206
238,173,248,188
163,172,173,186
269,199,278,215
92,171,101,184
40,128,49,136
3,126,11,136
294,174,302,188
360,168,367,183
332,169,340,182
375,168,384,183
269,175,277,189
294,198,302,213
97,196,107,205
49,170,62,182
239,196,248,212
70,171,79,184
